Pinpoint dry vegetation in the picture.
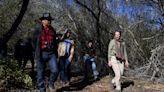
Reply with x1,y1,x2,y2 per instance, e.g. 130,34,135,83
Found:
0,0,164,91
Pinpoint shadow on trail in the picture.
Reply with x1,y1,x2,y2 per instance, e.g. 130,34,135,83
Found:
56,77,100,92
121,80,134,91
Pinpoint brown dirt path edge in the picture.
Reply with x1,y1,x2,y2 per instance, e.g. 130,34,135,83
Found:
56,76,164,92
4,76,164,92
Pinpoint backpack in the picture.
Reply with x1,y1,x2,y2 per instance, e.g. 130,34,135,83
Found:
58,39,74,57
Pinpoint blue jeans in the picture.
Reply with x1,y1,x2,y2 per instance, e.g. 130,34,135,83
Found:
37,52,58,92
83,55,99,79
59,56,70,83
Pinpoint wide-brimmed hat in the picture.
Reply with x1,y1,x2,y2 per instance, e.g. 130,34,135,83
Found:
58,28,71,34
58,28,71,39
39,13,54,21
63,29,71,34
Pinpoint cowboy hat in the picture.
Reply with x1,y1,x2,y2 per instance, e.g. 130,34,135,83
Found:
39,13,54,21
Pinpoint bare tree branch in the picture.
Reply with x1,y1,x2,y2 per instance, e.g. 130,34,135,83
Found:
0,0,29,51
74,0,98,20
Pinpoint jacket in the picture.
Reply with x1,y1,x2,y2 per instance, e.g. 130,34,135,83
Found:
32,24,57,60
108,39,128,61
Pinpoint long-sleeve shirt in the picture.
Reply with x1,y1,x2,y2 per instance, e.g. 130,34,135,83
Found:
108,39,128,61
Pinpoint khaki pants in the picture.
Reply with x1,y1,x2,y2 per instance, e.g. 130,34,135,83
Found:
111,56,124,90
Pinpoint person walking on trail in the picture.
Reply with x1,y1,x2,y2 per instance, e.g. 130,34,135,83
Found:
58,29,74,86
32,13,58,92
83,40,99,81
108,31,129,92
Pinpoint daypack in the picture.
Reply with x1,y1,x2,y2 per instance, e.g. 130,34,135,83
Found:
58,39,74,57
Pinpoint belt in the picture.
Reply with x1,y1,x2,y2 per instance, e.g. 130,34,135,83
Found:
42,48,53,52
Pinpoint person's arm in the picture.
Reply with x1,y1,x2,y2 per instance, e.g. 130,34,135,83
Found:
108,40,114,61
32,31,37,50
69,44,74,62
123,42,129,67
108,40,114,67
32,26,40,50
124,43,128,61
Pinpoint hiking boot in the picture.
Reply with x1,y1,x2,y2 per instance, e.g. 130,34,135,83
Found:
110,82,116,89
94,76,98,80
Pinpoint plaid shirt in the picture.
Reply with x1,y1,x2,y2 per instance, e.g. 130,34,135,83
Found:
41,28,54,51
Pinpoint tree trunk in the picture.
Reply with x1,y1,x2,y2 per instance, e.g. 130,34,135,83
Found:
75,0,102,52
0,0,29,52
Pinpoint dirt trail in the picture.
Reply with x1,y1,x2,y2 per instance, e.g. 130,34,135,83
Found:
5,76,164,92
57,76,164,92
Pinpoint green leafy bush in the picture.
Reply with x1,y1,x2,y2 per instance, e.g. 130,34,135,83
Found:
0,58,33,89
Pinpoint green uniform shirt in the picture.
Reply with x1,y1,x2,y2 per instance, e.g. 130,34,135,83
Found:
108,39,128,61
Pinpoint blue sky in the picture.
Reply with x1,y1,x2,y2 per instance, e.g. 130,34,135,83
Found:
67,0,73,5
66,0,162,29
107,0,162,29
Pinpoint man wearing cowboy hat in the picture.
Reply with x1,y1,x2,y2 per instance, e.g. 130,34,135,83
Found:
32,13,58,92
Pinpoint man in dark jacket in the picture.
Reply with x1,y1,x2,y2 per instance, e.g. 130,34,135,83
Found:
32,13,58,92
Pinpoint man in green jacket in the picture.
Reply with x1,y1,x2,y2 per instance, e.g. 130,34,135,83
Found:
108,31,129,92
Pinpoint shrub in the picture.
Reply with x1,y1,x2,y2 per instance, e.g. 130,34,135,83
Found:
0,58,33,89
